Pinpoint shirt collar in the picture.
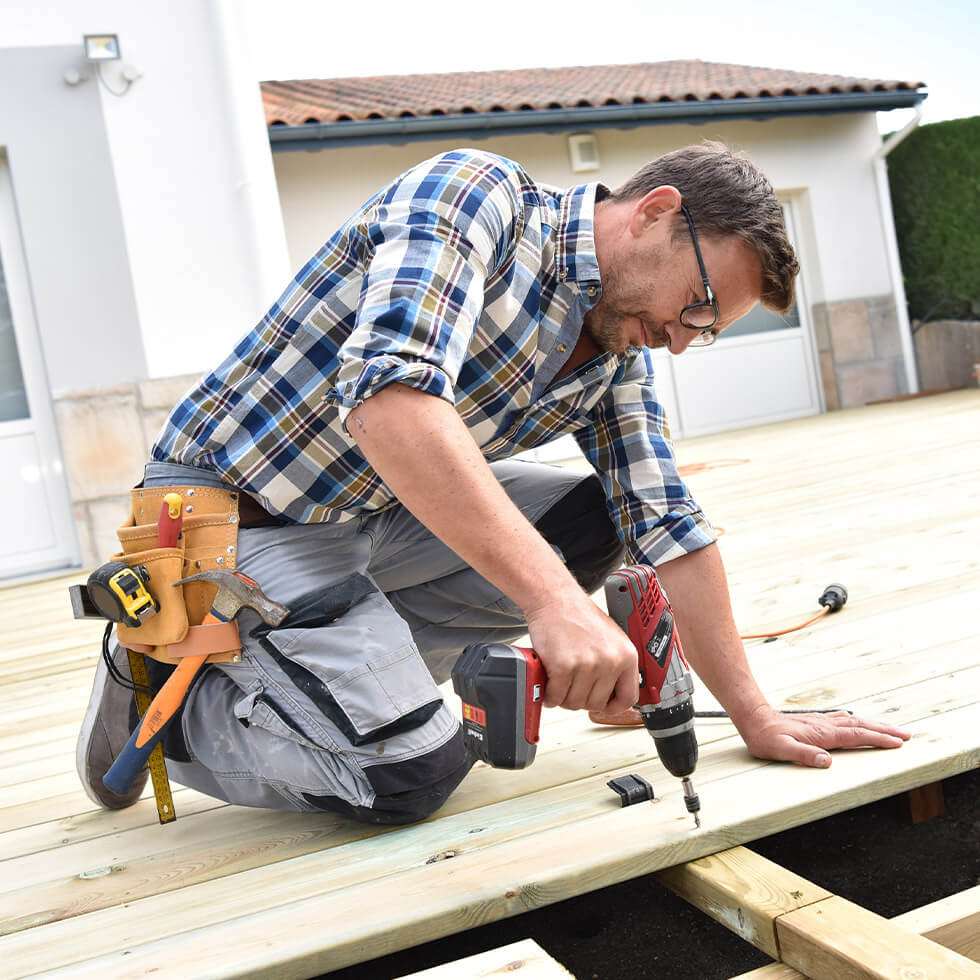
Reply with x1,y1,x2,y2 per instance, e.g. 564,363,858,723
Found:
555,182,606,292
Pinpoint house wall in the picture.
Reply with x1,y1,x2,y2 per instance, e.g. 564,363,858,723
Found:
0,1,289,570
0,46,143,395
0,0,290,384
272,113,908,412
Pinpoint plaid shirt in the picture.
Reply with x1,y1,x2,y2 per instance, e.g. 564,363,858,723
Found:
153,149,714,566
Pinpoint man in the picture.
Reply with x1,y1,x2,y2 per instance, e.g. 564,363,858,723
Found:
77,143,909,824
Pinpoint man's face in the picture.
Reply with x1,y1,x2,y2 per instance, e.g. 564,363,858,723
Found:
584,213,762,356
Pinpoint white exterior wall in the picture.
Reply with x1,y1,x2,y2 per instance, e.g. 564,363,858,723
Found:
1,0,289,386
272,113,892,308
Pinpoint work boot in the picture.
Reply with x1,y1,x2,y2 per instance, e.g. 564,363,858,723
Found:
75,642,148,809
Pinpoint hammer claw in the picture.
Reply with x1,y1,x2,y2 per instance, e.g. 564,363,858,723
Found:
173,570,289,626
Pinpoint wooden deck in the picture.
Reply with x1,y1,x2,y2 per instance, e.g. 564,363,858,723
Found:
1,390,977,978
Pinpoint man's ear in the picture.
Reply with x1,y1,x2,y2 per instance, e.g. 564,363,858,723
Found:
628,185,683,238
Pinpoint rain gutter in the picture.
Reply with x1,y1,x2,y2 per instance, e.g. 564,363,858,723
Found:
267,90,926,152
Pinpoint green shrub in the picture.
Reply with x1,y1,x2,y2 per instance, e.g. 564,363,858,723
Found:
887,116,980,321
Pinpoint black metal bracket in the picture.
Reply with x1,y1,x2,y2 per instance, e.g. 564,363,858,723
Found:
607,773,655,807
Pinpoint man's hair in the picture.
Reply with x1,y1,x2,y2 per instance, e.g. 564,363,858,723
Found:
613,141,800,313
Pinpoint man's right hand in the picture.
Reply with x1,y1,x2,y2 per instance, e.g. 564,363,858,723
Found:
525,592,638,715
348,385,637,716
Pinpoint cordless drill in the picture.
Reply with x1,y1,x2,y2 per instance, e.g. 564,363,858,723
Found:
452,564,701,826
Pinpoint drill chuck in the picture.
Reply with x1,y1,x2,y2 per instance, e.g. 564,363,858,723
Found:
639,698,699,778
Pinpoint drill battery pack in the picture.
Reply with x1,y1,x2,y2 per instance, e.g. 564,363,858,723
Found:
452,642,546,769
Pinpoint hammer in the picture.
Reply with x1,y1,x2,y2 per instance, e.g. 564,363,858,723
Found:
103,570,288,796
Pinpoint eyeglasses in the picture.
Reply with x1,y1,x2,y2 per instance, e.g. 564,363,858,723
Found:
679,205,720,347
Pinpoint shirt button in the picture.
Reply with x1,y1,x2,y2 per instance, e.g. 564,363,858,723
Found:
586,286,597,297
560,267,568,281
557,343,567,353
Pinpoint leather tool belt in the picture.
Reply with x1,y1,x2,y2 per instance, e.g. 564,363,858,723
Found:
113,485,242,665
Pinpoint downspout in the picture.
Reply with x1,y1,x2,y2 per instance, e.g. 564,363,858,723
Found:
873,108,922,394
208,0,291,311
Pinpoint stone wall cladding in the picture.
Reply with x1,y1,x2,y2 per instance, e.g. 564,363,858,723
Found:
912,319,980,391
53,374,200,568
812,293,908,409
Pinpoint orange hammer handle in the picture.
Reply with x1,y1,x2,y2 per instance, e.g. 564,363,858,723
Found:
102,611,222,795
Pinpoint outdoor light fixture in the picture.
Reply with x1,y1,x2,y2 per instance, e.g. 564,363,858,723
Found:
83,34,121,62
77,34,141,96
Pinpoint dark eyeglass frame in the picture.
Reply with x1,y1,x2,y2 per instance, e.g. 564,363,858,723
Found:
679,204,720,347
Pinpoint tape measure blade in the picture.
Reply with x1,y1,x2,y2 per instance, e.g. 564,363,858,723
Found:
125,649,178,824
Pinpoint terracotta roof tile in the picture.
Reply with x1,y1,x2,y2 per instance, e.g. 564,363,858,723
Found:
260,60,925,126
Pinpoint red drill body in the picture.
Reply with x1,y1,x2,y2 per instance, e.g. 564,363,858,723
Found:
452,564,701,826
605,566,700,824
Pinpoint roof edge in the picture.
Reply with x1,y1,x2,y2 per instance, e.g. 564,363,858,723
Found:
268,90,927,151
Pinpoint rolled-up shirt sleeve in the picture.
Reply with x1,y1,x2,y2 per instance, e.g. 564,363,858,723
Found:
574,350,716,566
332,188,509,436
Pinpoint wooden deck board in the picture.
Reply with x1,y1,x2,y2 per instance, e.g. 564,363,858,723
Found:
0,390,977,978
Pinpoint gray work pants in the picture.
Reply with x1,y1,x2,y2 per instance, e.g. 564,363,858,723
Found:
140,459,622,824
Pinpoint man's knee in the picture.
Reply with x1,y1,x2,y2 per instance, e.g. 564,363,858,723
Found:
303,729,473,826
534,475,625,592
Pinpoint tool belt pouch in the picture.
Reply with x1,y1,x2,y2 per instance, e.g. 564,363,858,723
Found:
113,485,242,665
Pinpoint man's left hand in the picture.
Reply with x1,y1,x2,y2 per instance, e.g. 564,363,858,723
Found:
738,705,911,768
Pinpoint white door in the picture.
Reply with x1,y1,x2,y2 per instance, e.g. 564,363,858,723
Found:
0,154,78,579
663,201,822,438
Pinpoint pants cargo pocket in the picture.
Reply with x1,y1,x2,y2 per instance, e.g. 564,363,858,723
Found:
253,574,443,749
233,687,324,751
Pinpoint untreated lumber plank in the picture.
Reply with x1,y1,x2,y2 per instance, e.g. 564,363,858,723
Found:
688,869,980,979
0,706,974,978
0,788,225,862
394,939,573,979
2,666,974,932
655,846,832,959
776,894,980,978
894,885,980,963
730,886,980,978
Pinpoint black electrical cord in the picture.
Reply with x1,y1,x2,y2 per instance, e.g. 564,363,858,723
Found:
100,622,151,694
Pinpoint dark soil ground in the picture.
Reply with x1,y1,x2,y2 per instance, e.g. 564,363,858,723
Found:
318,766,978,979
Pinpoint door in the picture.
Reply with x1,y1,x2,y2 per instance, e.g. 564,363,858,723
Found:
664,201,822,438
0,154,78,579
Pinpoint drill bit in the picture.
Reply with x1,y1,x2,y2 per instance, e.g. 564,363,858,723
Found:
681,777,701,828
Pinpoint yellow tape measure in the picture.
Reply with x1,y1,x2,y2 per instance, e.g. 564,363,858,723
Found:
126,649,177,824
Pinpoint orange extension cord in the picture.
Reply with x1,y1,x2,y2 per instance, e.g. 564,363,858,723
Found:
674,456,836,640
739,605,830,640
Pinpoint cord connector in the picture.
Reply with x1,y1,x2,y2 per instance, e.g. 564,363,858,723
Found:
818,583,848,613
